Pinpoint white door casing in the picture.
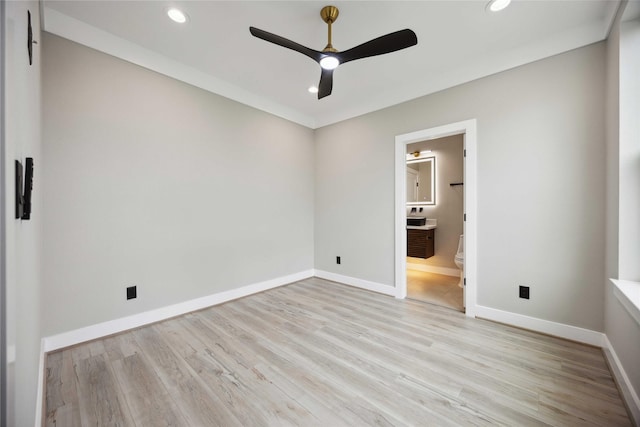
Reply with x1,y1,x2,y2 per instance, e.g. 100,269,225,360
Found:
395,119,477,318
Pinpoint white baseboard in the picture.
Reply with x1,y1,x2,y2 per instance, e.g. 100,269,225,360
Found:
603,335,640,425
313,269,396,297
475,305,605,347
42,269,314,352
407,263,460,277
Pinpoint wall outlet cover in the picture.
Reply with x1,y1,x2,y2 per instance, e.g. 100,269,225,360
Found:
127,286,137,300
519,285,530,299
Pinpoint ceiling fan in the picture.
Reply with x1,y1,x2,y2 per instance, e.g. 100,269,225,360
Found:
249,5,418,99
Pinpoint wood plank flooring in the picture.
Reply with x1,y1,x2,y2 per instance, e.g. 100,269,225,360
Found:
45,277,632,426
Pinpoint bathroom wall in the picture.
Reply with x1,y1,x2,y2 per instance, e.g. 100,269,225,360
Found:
3,2,43,425
41,34,315,336
407,135,464,272
315,42,606,331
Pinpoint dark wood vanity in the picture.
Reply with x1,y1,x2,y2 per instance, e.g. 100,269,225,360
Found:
407,228,435,259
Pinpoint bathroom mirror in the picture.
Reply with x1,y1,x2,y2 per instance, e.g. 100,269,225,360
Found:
406,157,435,205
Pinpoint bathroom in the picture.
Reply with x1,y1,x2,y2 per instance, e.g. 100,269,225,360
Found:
406,134,464,311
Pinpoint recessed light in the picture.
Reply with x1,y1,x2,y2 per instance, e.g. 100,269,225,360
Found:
486,0,511,12
167,8,188,23
308,86,319,94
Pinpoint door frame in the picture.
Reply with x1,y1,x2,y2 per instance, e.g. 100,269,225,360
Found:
0,0,7,421
394,119,477,318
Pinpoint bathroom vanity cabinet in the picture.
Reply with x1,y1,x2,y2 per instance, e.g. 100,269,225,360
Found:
407,228,435,259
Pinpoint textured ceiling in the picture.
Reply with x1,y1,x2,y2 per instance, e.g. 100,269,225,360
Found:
42,0,621,128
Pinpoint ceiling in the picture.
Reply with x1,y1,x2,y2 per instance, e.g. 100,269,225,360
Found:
42,1,622,129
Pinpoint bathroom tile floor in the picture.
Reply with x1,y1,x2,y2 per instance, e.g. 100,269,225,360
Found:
407,269,464,312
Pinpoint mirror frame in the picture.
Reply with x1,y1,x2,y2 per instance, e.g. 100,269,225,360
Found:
406,156,436,206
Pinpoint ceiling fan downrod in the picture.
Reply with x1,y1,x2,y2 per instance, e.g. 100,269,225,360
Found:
321,6,339,52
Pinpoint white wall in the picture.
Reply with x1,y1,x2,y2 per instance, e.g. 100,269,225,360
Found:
3,1,43,426
41,34,315,336
315,42,606,331
407,135,463,270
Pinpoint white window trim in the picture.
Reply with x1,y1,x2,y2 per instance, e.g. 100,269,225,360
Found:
611,279,640,327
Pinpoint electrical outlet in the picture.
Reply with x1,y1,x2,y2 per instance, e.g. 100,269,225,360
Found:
336,256,341,265
127,285,137,300
519,285,530,300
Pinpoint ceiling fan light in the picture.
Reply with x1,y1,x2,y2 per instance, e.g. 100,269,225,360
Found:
308,86,319,94
167,8,188,23
486,0,511,12
320,56,340,70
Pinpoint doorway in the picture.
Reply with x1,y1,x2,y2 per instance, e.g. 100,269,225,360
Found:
394,119,477,318
406,135,464,311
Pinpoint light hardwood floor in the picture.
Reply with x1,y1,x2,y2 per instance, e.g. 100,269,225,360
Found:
407,269,464,312
45,277,632,426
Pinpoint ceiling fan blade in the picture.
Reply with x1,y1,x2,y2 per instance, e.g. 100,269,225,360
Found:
250,27,323,63
336,29,417,64
318,68,334,99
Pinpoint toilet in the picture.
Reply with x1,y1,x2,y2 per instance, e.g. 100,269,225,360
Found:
454,234,464,288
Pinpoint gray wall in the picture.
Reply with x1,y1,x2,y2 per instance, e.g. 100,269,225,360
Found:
4,2,43,426
315,43,606,331
41,34,315,336
408,135,464,270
